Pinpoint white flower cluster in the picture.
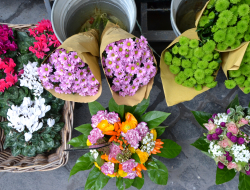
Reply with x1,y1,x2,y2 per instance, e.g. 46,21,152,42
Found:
90,149,99,160
7,97,55,142
19,61,43,96
231,144,250,163
214,113,228,125
208,142,223,158
140,132,155,154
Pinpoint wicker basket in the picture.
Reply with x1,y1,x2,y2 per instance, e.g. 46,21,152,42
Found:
0,23,75,172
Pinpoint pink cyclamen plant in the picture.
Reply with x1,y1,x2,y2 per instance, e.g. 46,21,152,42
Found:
38,48,100,96
102,36,157,97
0,24,17,56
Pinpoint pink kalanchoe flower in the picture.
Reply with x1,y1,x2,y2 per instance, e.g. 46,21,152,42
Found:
101,162,114,175
122,129,141,149
136,122,149,138
91,110,108,128
88,128,104,144
106,112,120,124
124,171,137,179
121,159,138,173
109,143,121,160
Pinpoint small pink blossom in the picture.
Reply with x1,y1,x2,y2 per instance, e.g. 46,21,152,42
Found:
121,159,138,173
218,139,232,148
101,162,114,175
109,143,121,160
204,121,216,132
122,129,141,149
88,128,104,144
239,118,249,125
136,122,149,138
227,162,237,170
226,122,239,135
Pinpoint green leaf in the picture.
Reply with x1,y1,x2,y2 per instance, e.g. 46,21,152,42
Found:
27,146,36,157
191,136,210,152
156,139,182,159
132,172,144,189
133,97,150,118
96,154,104,167
131,153,141,164
69,152,94,178
227,95,239,110
216,167,236,185
109,98,124,120
155,126,168,137
16,53,35,69
11,147,21,157
124,105,136,115
145,161,158,170
68,134,87,147
239,172,250,190
140,111,170,129
123,178,134,189
75,124,93,135
85,167,110,190
191,111,212,130
16,31,35,54
4,86,19,100
45,138,54,148
147,157,168,185
88,101,105,116
0,107,9,118
116,177,125,190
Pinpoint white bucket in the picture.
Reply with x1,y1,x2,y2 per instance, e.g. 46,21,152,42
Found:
51,0,137,43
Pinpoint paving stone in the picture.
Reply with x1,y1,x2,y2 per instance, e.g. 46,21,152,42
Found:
192,148,216,171
202,102,224,114
170,119,203,141
0,0,27,21
182,92,207,111
148,80,162,107
237,89,250,107
163,182,187,190
207,184,228,190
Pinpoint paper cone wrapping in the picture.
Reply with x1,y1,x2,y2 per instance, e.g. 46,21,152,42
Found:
160,28,220,107
221,42,250,92
195,0,247,52
100,22,156,106
42,29,102,103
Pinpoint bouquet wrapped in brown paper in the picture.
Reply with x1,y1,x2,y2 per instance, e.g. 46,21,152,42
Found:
160,28,221,107
195,0,250,52
222,42,250,94
100,21,157,106
38,29,102,103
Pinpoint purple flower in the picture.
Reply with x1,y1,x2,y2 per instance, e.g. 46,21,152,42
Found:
109,143,121,160
226,156,233,162
101,162,114,175
106,112,120,124
227,109,231,114
207,134,213,141
121,159,138,173
136,122,149,138
208,118,214,123
122,129,141,149
238,137,245,145
224,151,229,157
220,122,226,127
212,133,219,140
216,128,223,135
124,171,137,179
212,113,218,118
226,132,232,139
230,135,238,143
88,128,104,144
246,168,250,176
218,162,225,169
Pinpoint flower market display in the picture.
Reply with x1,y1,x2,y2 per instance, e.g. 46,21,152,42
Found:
224,44,250,94
38,48,100,96
102,36,157,97
196,0,250,51
69,98,181,190
163,36,221,91
0,22,66,157
192,95,250,189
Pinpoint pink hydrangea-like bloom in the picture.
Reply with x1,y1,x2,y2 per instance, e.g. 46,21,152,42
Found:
107,112,120,124
91,110,120,128
101,162,114,175
109,143,121,160
124,171,137,179
88,128,104,144
136,122,149,138
121,159,138,173
122,129,141,149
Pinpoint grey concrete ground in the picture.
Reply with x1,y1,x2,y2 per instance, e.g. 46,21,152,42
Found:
0,0,247,189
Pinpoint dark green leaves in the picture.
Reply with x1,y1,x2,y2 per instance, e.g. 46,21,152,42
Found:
140,111,170,129
146,157,168,185
131,153,141,164
191,136,210,152
227,95,239,110
16,31,35,54
132,172,144,189
156,139,182,159
155,126,168,137
191,111,212,129
68,134,87,147
216,167,236,185
116,177,125,190
123,178,134,189
88,101,105,116
239,172,250,190
69,152,94,178
109,98,124,120
75,124,93,135
132,97,150,118
85,167,110,190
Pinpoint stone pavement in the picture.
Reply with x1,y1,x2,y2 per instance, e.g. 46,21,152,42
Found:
0,0,248,189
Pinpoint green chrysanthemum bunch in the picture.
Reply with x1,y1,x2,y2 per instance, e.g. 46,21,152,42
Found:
164,37,221,91
225,44,250,93
197,0,250,51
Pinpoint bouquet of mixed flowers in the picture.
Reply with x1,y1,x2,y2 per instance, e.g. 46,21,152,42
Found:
69,98,181,190
100,21,157,106
192,95,250,189
196,0,250,51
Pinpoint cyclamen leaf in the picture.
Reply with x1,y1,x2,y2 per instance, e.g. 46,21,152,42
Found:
75,124,93,135
116,177,125,190
191,111,212,130
156,139,182,159
216,167,236,185
132,172,144,189
109,98,124,120
133,97,150,118
85,167,110,190
191,136,210,152
69,152,94,178
123,178,134,189
239,172,250,190
140,111,170,129
226,95,239,111
88,101,105,116
68,134,87,147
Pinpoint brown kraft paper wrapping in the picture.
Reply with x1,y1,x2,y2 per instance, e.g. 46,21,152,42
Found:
42,29,102,103
195,0,247,52
100,21,157,106
221,42,250,92
160,28,220,107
